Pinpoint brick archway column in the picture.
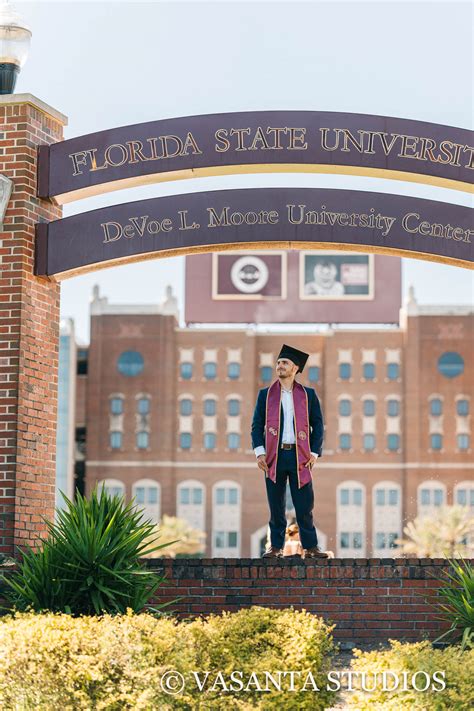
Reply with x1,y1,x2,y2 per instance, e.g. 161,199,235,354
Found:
0,95,67,555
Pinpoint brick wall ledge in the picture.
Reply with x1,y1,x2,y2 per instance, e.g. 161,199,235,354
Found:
145,557,464,645
2,558,469,646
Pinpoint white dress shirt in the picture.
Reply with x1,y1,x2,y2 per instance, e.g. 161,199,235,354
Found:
254,386,319,460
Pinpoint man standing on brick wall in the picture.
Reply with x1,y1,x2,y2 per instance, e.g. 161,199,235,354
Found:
251,344,328,559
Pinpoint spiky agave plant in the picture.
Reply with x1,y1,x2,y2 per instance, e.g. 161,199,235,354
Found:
433,557,474,650
4,487,174,615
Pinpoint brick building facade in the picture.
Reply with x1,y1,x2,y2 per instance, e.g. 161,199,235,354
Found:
74,284,473,558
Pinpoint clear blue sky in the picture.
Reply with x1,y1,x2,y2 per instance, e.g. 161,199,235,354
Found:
17,0,474,342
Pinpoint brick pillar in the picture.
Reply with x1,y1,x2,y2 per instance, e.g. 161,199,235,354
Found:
0,95,67,555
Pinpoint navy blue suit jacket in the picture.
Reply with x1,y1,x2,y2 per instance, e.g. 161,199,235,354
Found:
251,384,324,456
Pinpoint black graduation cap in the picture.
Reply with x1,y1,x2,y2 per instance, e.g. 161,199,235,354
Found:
277,344,309,373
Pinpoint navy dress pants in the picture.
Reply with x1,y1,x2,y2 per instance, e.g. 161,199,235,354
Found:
264,447,319,549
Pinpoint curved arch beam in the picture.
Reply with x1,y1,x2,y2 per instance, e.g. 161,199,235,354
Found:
35,188,473,280
37,111,474,203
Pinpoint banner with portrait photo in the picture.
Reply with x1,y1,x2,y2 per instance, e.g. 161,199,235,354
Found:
300,252,375,300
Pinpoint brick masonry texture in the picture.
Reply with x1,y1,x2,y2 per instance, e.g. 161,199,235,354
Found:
0,99,65,554
0,558,462,644
143,558,466,644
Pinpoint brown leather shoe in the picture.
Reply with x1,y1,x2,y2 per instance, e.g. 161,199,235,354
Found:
262,546,284,558
303,546,329,559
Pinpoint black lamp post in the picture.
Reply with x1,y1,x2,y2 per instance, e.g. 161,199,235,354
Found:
0,0,31,95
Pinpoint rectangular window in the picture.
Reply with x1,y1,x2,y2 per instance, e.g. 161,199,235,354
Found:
180,399,193,416
260,366,272,382
363,363,375,380
147,487,158,505
204,433,216,450
457,399,469,416
215,488,225,505
228,363,241,379
339,434,351,451
375,489,385,506
457,434,469,450
135,487,145,504
215,531,225,548
388,489,398,506
353,489,363,506
180,433,192,450
387,399,399,417
228,399,240,416
387,434,400,451
136,431,149,449
340,532,350,548
110,398,123,415
204,362,217,380
420,489,430,506
192,488,203,505
430,434,442,450
339,399,351,416
340,489,350,505
363,399,375,416
180,488,190,505
376,532,385,549
339,363,351,380
353,532,362,549
308,366,320,383
110,431,122,449
387,363,399,380
388,533,398,548
363,434,375,451
204,399,217,416
456,489,467,506
228,488,238,505
228,433,241,450
434,489,444,506
137,398,150,415
227,531,238,547
180,363,193,379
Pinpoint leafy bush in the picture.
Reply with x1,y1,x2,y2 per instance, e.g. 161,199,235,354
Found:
433,557,474,649
345,640,474,710
0,607,337,710
3,488,170,615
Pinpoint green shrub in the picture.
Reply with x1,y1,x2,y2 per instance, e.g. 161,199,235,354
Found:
3,487,170,615
345,640,474,710
0,607,337,710
433,557,474,649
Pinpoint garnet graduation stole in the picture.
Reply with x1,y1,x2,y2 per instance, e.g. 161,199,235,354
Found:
264,379,312,488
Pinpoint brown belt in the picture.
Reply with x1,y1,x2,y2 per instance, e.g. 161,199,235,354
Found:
280,443,295,450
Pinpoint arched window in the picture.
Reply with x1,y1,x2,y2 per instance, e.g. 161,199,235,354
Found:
430,397,443,416
179,397,193,416
227,398,241,416
203,398,217,416
132,479,161,524
339,399,352,416
387,398,400,417
363,398,376,416
137,396,150,415
109,396,124,415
